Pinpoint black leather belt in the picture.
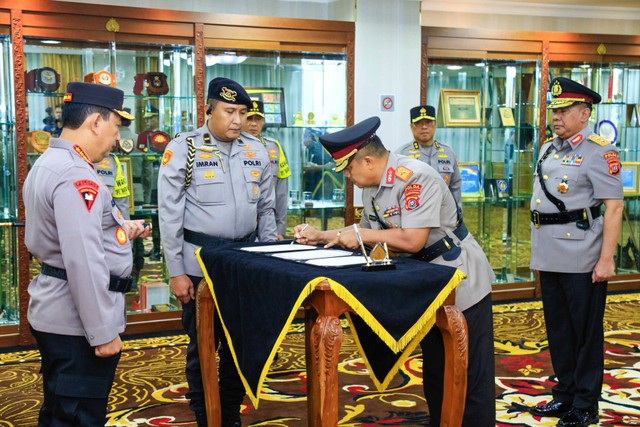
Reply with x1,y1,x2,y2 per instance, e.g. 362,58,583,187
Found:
530,206,601,229
412,222,468,263
183,228,257,248
40,263,132,293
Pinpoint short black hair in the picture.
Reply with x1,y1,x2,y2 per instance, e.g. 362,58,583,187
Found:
62,103,112,130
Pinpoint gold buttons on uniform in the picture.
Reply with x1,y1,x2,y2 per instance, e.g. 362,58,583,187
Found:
536,199,541,204
566,233,571,237
376,205,380,211
563,175,568,179
543,175,548,180
554,154,560,159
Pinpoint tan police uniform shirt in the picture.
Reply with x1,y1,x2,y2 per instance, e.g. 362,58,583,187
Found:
530,126,623,273
360,153,493,311
23,139,131,346
158,124,277,278
395,140,462,205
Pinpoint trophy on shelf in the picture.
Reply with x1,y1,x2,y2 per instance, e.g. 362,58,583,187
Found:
293,112,303,126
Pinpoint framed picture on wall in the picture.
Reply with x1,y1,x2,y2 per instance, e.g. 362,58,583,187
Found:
246,87,287,127
438,89,482,127
459,162,484,201
622,162,640,196
498,107,516,127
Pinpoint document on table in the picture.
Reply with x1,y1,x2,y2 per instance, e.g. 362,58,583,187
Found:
305,256,371,267
272,248,353,260
240,244,318,253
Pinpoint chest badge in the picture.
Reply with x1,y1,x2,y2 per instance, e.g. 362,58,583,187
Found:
557,179,569,194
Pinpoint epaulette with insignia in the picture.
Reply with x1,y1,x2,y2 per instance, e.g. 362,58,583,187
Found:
588,134,610,146
240,131,260,143
544,136,555,144
173,130,199,144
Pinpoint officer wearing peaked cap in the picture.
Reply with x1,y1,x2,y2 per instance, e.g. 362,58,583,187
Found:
528,77,622,427
158,77,276,427
295,116,496,427
396,105,462,205
24,82,149,426
243,100,291,239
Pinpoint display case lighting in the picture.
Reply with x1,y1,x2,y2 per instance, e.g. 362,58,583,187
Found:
41,40,61,44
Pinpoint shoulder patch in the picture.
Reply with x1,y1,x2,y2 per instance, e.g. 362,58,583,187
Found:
588,134,610,146
74,179,100,212
544,136,555,144
396,166,414,182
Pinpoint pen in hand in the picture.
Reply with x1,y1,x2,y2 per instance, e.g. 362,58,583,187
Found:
292,223,309,244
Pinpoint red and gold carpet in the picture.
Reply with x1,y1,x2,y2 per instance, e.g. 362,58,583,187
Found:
1,293,639,426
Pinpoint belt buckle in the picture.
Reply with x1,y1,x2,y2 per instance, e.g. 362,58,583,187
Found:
532,210,541,229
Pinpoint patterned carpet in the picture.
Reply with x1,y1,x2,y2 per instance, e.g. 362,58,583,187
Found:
1,293,639,427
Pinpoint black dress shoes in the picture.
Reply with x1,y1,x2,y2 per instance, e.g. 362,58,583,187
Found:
557,406,599,427
529,399,572,417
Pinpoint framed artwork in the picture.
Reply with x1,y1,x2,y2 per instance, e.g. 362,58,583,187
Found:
621,162,640,196
498,107,516,127
459,162,484,201
246,87,287,127
118,156,135,215
438,89,482,127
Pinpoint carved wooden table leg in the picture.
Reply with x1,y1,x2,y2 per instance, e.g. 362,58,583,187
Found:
305,284,350,427
436,295,469,427
196,279,222,427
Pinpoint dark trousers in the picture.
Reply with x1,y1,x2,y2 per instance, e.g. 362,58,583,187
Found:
421,293,496,427
184,275,245,426
539,271,607,409
31,327,121,427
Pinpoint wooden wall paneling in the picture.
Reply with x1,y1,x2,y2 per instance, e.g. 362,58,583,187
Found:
421,41,428,104
0,10,9,25
11,8,32,346
345,31,355,227
195,22,205,128
203,25,349,46
550,42,640,58
427,36,542,54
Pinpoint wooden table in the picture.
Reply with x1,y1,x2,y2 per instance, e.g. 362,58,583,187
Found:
197,278,468,427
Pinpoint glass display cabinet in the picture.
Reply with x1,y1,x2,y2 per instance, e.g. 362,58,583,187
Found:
548,62,640,275
426,59,540,283
205,49,348,234
0,34,19,327
23,37,197,315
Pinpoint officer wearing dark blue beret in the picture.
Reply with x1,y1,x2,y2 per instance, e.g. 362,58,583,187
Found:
528,77,622,427
24,82,149,426
297,116,496,427
158,77,276,426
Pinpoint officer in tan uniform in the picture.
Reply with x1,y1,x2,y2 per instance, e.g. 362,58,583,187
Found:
294,116,496,427
23,82,149,426
396,105,462,205
243,100,291,239
158,77,277,427
528,78,623,427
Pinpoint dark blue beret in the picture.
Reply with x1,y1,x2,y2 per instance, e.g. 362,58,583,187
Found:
63,82,133,120
319,116,381,172
207,77,252,107
549,77,601,109
247,100,264,118
410,105,436,123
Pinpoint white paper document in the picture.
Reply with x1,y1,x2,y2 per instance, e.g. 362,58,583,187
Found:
240,244,318,253
305,256,370,267
272,248,353,260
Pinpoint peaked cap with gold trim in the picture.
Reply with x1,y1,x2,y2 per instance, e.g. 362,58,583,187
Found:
63,82,134,120
319,116,381,172
247,100,265,118
410,105,436,123
549,77,601,109
207,77,252,107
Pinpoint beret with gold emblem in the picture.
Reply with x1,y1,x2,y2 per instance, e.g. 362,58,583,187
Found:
207,77,252,107
549,77,602,109
319,116,381,172
410,105,436,123
63,82,134,120
247,100,265,118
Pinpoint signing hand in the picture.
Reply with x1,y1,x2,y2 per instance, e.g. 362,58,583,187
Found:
293,224,322,246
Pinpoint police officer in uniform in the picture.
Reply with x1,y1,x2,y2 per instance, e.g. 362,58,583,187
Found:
294,117,496,427
396,105,462,205
243,100,291,239
158,77,277,427
95,153,131,219
528,78,623,427
23,82,149,426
